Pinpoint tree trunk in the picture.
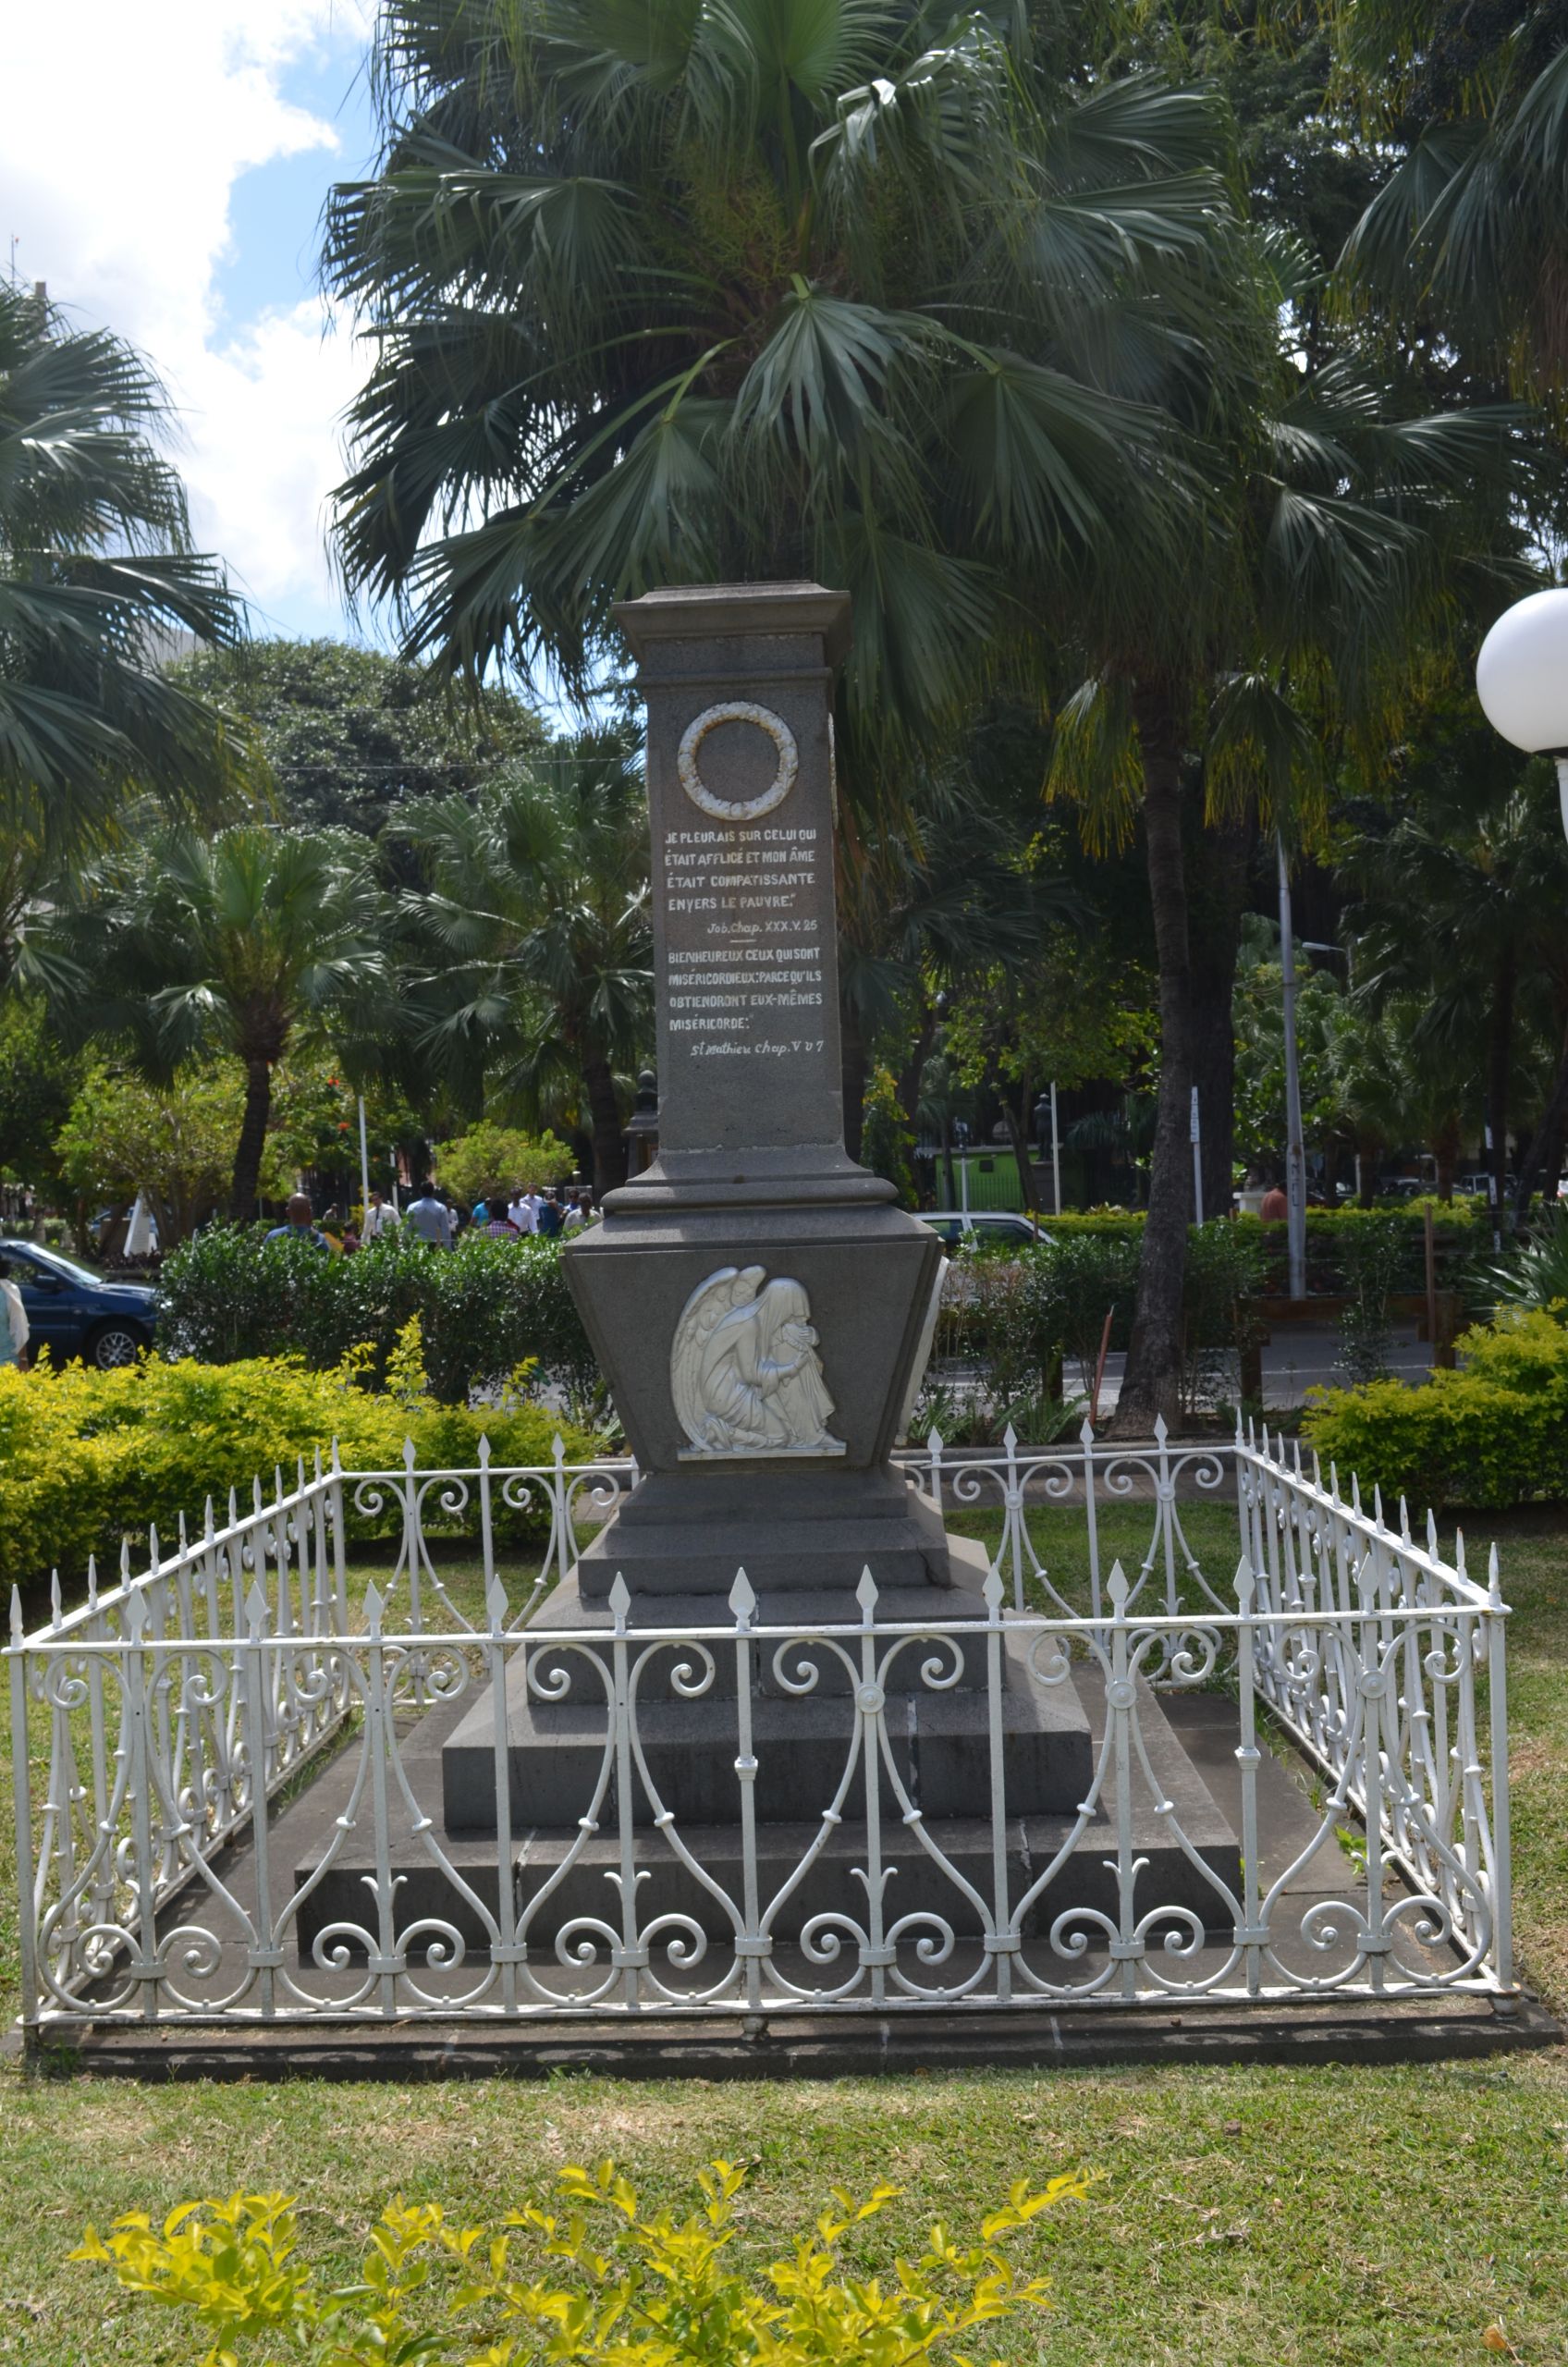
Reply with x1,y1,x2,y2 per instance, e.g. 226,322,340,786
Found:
1513,1017,1568,1223
1487,950,1514,1238
840,994,867,1164
230,1058,274,1221
583,1057,627,1196
1113,682,1193,1438
1186,806,1255,1224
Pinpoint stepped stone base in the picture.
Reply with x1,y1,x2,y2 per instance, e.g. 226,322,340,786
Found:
572,1462,962,1597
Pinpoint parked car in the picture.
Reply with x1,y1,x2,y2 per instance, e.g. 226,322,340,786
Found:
0,1239,157,1368
919,1211,1048,1248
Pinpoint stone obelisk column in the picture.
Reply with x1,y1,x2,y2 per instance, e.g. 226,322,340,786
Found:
564,583,956,1601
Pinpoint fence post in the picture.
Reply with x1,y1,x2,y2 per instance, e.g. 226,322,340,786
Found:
240,1583,281,2020
328,1440,349,1635
983,1566,1013,2004
7,1595,40,2054
729,1570,767,2020
1081,1419,1103,1629
1001,1425,1026,1614
1232,1559,1264,1998
485,1573,518,2015
1486,1544,1515,2005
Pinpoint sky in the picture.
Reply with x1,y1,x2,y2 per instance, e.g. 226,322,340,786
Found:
1,4,383,643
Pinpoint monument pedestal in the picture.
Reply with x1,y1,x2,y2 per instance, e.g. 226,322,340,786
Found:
280,580,1241,1994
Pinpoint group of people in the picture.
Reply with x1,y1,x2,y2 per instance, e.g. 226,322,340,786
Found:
263,1181,594,1254
471,1185,592,1241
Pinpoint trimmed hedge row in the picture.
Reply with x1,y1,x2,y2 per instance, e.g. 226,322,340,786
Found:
155,1227,600,1417
0,1342,598,1593
1303,1308,1568,1510
1042,1203,1490,1295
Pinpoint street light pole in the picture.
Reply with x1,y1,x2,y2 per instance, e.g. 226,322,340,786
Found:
1278,835,1307,1301
1476,589,1568,1223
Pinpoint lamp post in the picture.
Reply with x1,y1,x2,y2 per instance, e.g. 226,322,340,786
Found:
1476,589,1568,1228
1476,587,1568,838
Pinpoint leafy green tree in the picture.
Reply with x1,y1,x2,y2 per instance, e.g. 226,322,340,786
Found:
52,1061,293,1245
177,637,547,840
324,0,1221,805
431,1119,575,1205
46,828,395,1219
1232,947,1344,1184
0,282,254,978
0,994,81,1197
398,736,652,1192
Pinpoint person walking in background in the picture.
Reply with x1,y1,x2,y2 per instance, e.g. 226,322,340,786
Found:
264,1193,331,1250
536,1190,564,1240
561,1192,585,1235
508,1185,536,1235
483,1205,520,1240
1259,1179,1289,1223
361,1189,400,1243
405,1181,454,1249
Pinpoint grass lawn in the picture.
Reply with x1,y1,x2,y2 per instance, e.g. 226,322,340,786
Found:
1,1498,1564,2364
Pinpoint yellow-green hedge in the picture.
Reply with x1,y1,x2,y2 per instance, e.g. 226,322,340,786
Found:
1302,1308,1568,1510
0,1336,598,1593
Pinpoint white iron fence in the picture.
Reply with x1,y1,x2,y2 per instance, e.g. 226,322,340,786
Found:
6,1423,1514,2036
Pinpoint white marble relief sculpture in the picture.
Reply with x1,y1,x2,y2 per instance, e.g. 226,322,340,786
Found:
671,1266,846,1456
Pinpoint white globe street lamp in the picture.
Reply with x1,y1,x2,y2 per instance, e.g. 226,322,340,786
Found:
1476,586,1568,840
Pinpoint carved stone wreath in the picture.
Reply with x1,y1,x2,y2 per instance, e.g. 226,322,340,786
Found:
677,700,799,822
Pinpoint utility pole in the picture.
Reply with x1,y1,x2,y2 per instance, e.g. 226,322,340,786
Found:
358,1096,372,1226
1278,836,1307,1300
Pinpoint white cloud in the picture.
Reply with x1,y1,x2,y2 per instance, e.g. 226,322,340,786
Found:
0,3,375,633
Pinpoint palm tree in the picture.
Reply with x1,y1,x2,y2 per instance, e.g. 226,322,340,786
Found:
0,283,252,977
323,0,1229,807
396,736,653,1192
1048,291,1536,1426
46,826,394,1217
1344,764,1568,1227
1335,4,1568,405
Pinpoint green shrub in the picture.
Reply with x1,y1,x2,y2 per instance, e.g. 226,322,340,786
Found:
1302,1307,1568,1510
72,2155,1092,2367
1047,1203,1489,1294
155,1227,601,1415
0,1340,598,1591
919,1225,1262,1436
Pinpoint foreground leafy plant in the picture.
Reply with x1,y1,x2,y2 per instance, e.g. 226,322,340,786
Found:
71,2156,1092,2367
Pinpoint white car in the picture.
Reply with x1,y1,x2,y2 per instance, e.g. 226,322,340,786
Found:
919,1211,1048,1248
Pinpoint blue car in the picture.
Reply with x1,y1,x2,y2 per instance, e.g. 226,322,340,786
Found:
0,1239,157,1368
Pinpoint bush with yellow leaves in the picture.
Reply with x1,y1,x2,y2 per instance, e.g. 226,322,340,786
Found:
71,2155,1093,2367
0,1318,597,1591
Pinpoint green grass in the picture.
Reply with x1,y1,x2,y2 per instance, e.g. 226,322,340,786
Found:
2,1499,1566,2364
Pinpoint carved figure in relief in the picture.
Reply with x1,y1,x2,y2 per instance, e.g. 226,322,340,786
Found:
671,1267,845,1456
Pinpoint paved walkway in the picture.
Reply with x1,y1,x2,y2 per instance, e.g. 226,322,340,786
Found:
1072,1319,1433,1417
